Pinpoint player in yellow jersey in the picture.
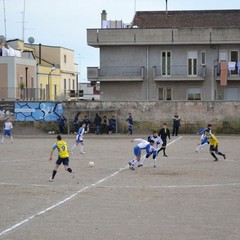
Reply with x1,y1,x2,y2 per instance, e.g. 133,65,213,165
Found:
49,135,74,181
205,129,226,161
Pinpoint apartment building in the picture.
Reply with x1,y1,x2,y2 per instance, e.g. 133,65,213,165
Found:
87,10,240,101
0,38,78,101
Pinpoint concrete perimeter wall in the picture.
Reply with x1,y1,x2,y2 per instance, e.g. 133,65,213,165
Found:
63,101,240,134
1,101,240,134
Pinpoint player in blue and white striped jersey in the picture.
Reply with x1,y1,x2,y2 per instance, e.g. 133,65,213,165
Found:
139,131,163,168
128,138,155,170
71,123,86,154
1,118,13,144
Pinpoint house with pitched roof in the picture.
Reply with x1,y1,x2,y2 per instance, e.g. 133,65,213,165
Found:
87,9,240,101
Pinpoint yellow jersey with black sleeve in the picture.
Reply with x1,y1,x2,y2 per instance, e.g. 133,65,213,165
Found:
207,133,219,148
51,140,69,158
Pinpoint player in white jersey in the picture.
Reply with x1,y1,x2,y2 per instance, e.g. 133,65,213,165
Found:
139,131,163,168
1,118,13,143
128,138,155,170
71,123,86,154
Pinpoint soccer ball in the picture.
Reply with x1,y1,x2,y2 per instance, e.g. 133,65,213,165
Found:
89,161,94,167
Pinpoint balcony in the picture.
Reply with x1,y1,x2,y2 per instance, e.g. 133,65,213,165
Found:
214,64,240,81
87,66,144,82
153,65,206,81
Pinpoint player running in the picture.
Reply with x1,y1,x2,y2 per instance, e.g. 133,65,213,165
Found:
195,124,213,153
71,123,86,154
1,117,13,144
128,138,155,170
195,130,209,153
49,135,74,181
139,131,163,168
205,129,226,161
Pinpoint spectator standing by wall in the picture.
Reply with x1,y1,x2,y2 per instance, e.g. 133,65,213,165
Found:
172,112,181,136
82,115,91,133
73,112,80,134
101,116,108,134
94,113,102,135
108,116,116,134
58,114,67,134
126,113,133,135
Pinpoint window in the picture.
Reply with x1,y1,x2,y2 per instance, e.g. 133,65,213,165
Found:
54,84,57,101
40,83,43,99
161,51,171,76
72,79,75,90
31,77,34,88
158,87,172,100
224,88,240,100
68,79,71,90
64,79,67,97
64,79,66,91
219,50,227,61
201,51,206,65
64,54,67,63
187,88,201,100
230,50,238,75
187,51,197,76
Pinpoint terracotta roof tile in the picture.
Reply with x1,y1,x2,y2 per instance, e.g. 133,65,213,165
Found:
132,10,240,28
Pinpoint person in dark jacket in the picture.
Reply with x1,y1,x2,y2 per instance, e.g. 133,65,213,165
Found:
126,113,133,135
108,116,116,134
172,112,181,136
158,123,171,157
58,114,67,134
94,113,102,135
73,112,80,134
82,115,91,133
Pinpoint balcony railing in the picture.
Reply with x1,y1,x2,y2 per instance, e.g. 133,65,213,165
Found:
214,64,240,78
88,66,144,81
153,65,206,79
88,65,205,81
0,88,97,102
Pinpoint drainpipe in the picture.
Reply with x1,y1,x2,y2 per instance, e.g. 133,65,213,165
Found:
146,45,149,100
39,43,42,65
25,67,28,99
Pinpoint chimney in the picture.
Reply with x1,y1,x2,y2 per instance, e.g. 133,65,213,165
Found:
101,10,107,28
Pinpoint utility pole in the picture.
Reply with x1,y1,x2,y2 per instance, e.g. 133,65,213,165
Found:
3,0,7,38
22,0,26,41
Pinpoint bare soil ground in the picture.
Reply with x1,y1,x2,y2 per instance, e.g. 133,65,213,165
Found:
0,134,239,240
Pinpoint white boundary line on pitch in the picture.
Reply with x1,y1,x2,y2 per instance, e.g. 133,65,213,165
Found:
0,166,129,237
167,136,182,146
0,136,183,238
99,182,240,189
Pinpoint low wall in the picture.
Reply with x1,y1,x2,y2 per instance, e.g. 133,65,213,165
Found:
63,100,240,134
1,100,240,134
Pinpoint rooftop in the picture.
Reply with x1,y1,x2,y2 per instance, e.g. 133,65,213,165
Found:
132,9,240,28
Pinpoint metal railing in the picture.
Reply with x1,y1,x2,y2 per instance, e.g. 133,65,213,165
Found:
153,65,206,78
0,88,98,102
214,65,240,77
98,66,145,79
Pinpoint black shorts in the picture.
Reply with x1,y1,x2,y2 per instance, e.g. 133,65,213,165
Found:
162,138,167,147
210,145,218,152
56,157,69,166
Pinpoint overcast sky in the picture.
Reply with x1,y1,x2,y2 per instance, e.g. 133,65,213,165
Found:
1,0,240,81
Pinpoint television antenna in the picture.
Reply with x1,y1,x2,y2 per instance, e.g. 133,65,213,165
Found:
21,0,26,41
2,0,7,38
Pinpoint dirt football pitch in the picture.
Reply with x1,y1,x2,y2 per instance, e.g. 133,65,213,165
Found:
0,134,240,240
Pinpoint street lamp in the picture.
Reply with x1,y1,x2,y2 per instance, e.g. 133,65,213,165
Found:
47,66,56,101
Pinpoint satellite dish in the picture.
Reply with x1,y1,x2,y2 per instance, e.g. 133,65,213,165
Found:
0,35,6,44
28,37,35,44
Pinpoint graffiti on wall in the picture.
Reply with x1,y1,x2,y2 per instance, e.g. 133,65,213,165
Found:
0,102,15,121
14,102,63,121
